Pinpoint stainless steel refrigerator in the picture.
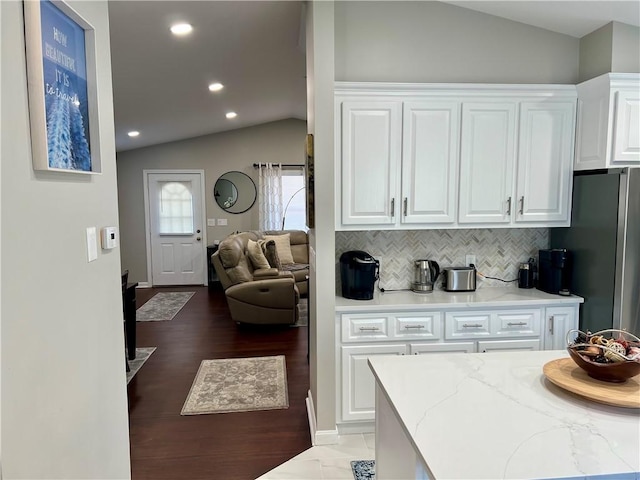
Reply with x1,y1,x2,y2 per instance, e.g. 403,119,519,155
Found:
551,168,639,334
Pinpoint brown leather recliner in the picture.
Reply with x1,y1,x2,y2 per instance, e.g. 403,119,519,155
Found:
212,230,309,325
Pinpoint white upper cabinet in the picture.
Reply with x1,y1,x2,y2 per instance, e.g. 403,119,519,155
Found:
458,102,517,224
575,73,640,170
402,101,460,224
516,101,575,223
340,100,402,225
335,83,577,230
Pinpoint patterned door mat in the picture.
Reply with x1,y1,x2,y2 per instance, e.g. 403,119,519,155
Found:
136,291,195,321
126,347,156,384
351,460,375,480
181,355,289,415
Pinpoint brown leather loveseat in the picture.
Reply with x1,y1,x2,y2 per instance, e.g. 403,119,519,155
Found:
212,230,308,325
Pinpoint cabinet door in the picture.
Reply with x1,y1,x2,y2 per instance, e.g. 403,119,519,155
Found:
401,101,459,224
612,90,640,164
516,102,575,224
410,342,475,355
459,102,517,224
544,306,578,350
341,344,407,422
478,339,540,352
341,100,401,225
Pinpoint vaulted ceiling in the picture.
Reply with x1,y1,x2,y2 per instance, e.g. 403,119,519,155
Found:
109,1,639,153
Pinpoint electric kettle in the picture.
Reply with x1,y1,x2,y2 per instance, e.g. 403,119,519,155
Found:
411,260,440,293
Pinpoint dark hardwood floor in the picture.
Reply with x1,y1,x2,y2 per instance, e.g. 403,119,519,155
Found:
128,286,311,480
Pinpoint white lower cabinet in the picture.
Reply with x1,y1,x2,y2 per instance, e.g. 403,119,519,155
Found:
410,342,474,354
341,344,406,422
544,305,579,350
478,339,541,352
337,303,578,427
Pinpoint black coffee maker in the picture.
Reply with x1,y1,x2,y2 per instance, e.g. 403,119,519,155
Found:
340,251,379,300
538,249,572,294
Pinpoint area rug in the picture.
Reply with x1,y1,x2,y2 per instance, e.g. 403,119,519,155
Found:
293,297,308,327
136,291,195,321
181,355,289,415
351,460,375,480
126,347,156,384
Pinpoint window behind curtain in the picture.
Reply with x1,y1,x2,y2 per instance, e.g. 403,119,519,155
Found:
158,181,194,234
282,170,306,231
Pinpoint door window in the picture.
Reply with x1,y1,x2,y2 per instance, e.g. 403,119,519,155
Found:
158,181,194,234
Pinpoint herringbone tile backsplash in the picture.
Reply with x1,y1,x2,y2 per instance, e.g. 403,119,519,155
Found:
335,229,549,292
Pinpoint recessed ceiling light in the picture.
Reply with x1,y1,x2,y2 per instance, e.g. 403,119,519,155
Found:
208,83,224,92
225,112,237,119
170,23,193,36
127,131,140,137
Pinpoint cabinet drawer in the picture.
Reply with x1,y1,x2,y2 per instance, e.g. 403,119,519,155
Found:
342,313,391,342
445,311,491,339
492,310,541,337
394,312,441,340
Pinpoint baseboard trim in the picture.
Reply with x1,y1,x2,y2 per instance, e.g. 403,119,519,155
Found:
305,390,339,446
136,282,151,288
305,390,317,445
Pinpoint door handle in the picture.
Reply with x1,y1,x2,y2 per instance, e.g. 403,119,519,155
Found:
390,198,395,218
403,198,408,216
519,196,524,215
506,197,512,215
197,229,201,233
196,237,201,242
549,315,554,334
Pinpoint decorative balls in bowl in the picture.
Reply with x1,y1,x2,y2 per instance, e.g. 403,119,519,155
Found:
566,329,640,383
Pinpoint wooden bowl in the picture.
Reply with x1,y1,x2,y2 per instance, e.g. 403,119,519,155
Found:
567,347,640,383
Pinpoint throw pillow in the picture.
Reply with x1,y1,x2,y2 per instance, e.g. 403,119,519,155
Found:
246,239,270,270
261,239,282,270
264,233,294,265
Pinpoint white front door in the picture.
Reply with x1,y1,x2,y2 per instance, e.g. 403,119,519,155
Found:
145,171,206,286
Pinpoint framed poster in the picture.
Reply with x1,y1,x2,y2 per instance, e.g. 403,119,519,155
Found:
24,0,101,174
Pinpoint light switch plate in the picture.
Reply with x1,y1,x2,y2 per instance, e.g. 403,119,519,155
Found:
217,218,228,226
86,227,98,262
207,218,216,227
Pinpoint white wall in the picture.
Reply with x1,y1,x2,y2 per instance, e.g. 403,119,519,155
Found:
611,22,640,73
335,1,579,84
116,118,306,284
1,1,130,478
579,23,614,82
306,0,337,440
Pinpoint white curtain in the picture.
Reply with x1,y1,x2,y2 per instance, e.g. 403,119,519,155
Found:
258,163,283,230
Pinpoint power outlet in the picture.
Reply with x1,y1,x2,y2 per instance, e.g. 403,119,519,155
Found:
465,254,477,267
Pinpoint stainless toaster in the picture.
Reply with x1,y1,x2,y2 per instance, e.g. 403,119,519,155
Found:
442,267,476,292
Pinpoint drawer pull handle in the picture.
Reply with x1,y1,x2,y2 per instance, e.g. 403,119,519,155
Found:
359,326,380,332
507,322,527,326
404,325,425,330
462,323,483,328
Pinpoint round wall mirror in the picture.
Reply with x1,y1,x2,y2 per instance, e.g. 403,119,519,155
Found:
214,171,256,214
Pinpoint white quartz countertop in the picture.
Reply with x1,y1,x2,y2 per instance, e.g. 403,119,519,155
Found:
335,287,583,312
368,351,640,480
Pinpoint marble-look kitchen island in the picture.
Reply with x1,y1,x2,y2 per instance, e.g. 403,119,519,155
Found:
369,351,640,480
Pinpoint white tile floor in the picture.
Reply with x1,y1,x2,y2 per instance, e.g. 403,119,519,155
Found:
256,433,375,480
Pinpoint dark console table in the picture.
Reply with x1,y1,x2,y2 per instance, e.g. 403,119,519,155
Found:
207,244,221,289
124,282,138,360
